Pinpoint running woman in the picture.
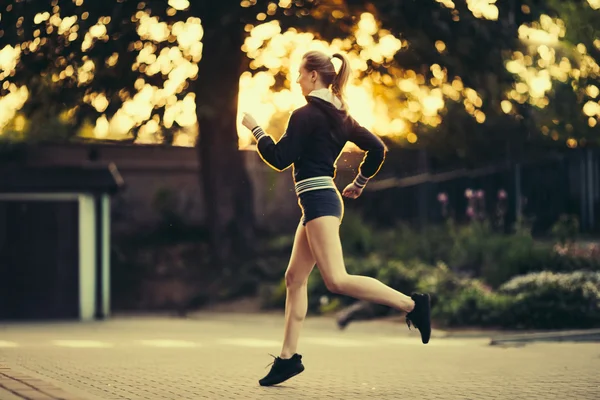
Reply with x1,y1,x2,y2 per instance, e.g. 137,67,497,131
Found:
241,50,431,387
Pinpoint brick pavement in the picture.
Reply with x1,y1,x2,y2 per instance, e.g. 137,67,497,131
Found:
0,364,89,400
0,314,599,399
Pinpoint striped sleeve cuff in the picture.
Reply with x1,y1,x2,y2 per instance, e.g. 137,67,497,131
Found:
252,126,268,142
353,173,369,188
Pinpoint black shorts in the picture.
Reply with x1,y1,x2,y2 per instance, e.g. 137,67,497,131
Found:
298,188,344,226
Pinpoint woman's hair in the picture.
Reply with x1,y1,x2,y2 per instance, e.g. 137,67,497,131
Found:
302,50,351,108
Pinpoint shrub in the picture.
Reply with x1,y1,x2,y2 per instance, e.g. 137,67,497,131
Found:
339,210,456,264
385,224,455,265
259,278,287,310
410,262,507,327
550,244,600,272
478,234,546,287
339,212,379,256
498,271,600,329
441,220,548,287
421,269,600,329
432,281,512,327
551,214,580,245
341,217,551,288
394,219,600,288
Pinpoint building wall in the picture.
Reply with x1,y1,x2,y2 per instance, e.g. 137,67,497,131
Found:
22,143,364,234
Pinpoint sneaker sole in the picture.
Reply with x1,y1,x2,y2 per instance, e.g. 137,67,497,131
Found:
259,364,305,387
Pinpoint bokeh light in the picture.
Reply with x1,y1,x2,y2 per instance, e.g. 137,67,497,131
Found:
503,12,600,135
435,0,499,21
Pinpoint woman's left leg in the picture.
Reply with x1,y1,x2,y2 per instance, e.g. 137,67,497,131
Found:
259,222,314,387
280,222,316,359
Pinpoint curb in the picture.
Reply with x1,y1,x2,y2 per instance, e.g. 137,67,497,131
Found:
489,329,600,346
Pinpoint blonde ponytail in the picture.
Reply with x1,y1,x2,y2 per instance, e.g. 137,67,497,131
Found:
331,53,351,109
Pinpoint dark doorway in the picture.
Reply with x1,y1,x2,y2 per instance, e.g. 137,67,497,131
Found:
0,200,79,320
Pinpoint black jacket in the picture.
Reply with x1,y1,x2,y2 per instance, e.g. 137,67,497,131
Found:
252,96,387,185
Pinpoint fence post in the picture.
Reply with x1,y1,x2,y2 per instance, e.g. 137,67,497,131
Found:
515,162,522,223
580,151,588,232
586,149,595,232
417,150,430,226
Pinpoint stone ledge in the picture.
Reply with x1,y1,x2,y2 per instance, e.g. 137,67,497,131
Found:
489,328,600,346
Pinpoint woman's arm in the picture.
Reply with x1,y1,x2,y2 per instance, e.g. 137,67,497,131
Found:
347,118,387,189
243,110,310,172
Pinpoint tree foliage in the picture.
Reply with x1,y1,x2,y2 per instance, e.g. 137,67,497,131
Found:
507,0,600,148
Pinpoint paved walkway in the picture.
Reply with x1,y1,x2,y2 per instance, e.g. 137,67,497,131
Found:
1,313,599,399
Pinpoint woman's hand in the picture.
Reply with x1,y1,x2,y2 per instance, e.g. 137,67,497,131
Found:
342,182,363,199
242,112,258,131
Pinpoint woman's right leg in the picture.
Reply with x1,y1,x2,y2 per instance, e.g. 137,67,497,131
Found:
280,221,315,359
305,216,414,312
304,216,431,344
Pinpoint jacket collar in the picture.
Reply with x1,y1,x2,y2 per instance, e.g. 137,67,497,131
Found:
307,88,343,110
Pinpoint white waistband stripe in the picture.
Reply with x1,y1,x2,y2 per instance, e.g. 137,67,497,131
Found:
295,176,336,195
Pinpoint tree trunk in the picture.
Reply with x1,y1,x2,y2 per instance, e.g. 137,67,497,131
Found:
194,14,256,266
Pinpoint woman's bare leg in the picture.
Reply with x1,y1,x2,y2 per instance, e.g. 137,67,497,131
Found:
280,222,315,359
305,216,415,312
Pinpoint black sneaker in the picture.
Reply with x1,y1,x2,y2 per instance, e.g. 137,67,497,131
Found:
405,293,431,344
259,353,305,386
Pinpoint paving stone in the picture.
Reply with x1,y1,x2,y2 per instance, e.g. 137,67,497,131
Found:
0,314,598,399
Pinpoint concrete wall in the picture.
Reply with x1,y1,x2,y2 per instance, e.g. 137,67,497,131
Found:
21,143,364,234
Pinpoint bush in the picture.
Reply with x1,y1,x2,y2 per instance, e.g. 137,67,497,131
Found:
442,220,552,287
372,218,600,288
446,224,600,287
550,244,600,272
478,234,547,287
431,281,512,327
339,210,456,264
420,269,600,329
382,224,456,265
551,214,580,245
408,262,506,327
498,271,600,329
339,212,379,256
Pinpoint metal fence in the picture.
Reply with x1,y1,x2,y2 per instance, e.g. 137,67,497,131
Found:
359,149,600,235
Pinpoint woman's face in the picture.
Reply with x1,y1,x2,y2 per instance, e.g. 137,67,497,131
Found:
297,60,316,96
